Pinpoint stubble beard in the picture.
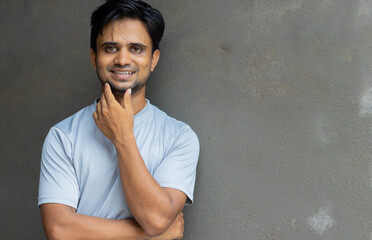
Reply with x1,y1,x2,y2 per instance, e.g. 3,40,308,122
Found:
96,73,147,96
105,79,144,95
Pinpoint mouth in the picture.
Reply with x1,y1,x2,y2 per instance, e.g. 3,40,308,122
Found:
109,69,136,80
110,70,136,75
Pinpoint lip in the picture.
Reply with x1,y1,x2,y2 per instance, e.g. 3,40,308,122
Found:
109,69,136,80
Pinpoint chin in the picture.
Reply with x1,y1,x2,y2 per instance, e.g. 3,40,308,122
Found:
106,81,144,95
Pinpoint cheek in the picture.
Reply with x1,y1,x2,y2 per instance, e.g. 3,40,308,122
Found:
141,60,152,71
96,61,105,69
134,55,152,68
96,55,113,68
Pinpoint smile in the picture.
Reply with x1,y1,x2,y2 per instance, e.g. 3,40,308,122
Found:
111,71,135,75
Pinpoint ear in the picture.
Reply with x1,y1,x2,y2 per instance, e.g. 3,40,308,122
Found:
90,49,97,69
150,49,160,72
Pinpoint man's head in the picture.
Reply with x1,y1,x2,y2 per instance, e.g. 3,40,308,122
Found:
90,0,165,95
90,0,165,54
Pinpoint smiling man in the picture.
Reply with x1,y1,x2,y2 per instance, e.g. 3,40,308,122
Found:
38,1,199,239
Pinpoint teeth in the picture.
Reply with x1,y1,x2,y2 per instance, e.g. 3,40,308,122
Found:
114,71,134,74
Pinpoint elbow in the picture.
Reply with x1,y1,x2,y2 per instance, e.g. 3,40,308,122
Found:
141,214,171,237
44,224,65,240
43,219,73,240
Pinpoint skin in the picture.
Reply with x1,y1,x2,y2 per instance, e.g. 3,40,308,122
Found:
40,18,186,240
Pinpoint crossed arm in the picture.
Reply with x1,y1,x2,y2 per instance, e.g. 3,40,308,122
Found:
41,203,184,240
40,84,186,240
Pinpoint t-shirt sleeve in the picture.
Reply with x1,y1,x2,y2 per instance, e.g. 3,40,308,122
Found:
153,126,200,205
38,127,79,209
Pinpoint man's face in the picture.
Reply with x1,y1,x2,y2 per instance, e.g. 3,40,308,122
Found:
90,18,160,95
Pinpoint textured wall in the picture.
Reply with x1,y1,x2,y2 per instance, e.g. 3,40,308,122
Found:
1,0,372,239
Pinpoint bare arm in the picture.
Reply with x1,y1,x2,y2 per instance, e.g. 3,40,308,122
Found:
40,203,184,240
116,142,187,236
93,84,187,236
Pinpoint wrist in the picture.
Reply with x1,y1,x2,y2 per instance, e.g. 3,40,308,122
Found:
114,132,136,149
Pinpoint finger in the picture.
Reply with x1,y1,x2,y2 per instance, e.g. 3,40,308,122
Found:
104,83,115,104
123,88,133,114
96,97,104,116
92,111,99,123
99,93,107,112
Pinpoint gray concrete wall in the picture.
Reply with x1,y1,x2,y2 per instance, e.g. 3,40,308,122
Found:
1,0,372,239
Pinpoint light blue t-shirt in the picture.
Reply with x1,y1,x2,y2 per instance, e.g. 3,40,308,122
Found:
38,100,199,219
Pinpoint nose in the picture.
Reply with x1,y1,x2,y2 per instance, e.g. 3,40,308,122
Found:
114,49,131,66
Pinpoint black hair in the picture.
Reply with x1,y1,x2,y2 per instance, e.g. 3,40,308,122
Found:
90,0,165,53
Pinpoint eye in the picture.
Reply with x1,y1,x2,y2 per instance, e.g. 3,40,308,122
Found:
131,46,143,53
105,46,118,53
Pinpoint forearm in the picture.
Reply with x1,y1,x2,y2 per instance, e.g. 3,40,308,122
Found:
41,204,150,240
115,136,182,235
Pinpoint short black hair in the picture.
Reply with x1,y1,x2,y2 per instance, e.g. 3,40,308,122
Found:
90,0,165,53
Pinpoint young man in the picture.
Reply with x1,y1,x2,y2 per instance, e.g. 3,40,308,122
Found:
38,1,199,239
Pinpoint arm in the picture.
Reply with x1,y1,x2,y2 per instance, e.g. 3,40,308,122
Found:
93,84,187,236
40,203,184,240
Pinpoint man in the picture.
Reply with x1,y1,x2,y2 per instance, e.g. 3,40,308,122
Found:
38,0,199,239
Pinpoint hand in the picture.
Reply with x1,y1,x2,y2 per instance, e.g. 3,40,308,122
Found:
150,212,184,240
93,83,134,145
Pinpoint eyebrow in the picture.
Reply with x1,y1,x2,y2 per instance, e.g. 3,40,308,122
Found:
101,42,118,47
101,42,148,49
131,42,147,49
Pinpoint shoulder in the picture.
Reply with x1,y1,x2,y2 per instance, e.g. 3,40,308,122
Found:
150,103,199,150
51,103,96,139
43,103,96,151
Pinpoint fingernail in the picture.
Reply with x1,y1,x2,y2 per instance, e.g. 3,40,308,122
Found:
127,88,132,95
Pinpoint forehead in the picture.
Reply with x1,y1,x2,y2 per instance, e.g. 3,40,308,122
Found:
98,18,152,46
